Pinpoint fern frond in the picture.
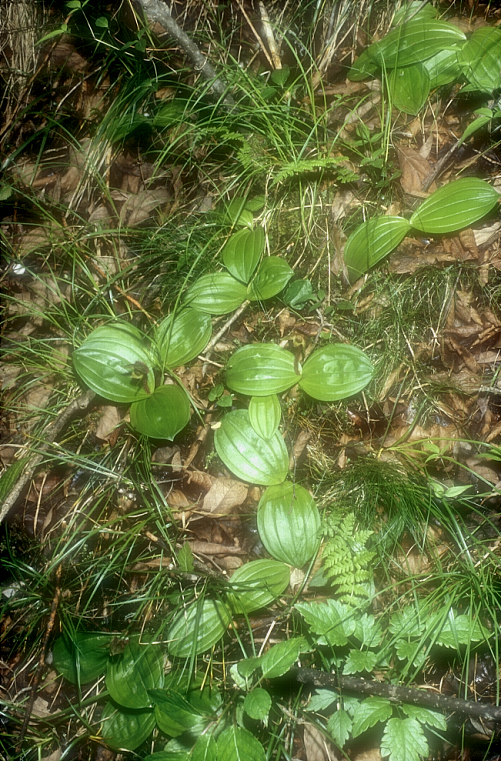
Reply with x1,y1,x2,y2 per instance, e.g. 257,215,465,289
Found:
321,512,376,608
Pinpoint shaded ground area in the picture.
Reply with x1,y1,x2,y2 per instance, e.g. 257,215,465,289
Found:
1,1,501,760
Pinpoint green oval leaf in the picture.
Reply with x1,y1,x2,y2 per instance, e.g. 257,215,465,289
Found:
222,226,265,283
247,257,293,301
257,481,320,567
423,48,461,88
300,344,374,401
248,395,282,439
101,702,156,751
225,197,254,228
106,638,164,709
259,636,307,678
459,26,501,93
217,726,266,761
226,344,298,396
52,632,112,684
184,272,247,315
214,409,288,485
410,178,499,234
153,690,205,737
227,559,290,613
130,384,190,439
156,308,212,369
388,63,430,115
243,688,272,721
167,599,231,658
392,1,438,25
73,323,156,403
344,216,410,282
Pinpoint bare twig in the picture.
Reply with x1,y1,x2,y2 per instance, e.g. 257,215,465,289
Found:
295,668,501,724
134,0,235,109
0,390,96,524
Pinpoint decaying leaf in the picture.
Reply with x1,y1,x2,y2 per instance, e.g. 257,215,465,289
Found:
202,477,248,514
397,146,437,197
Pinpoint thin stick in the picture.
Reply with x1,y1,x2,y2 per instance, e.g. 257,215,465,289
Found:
0,390,95,524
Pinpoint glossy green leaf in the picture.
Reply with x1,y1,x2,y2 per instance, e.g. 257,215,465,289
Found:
352,698,393,739
225,344,299,396
225,197,254,228
152,690,205,737
410,178,499,233
217,726,266,761
423,48,461,88
106,638,164,709
392,2,437,25
296,599,356,647
248,394,282,439
167,599,231,658
388,63,430,115
459,26,501,93
222,226,265,283
300,344,374,401
284,278,314,307
101,702,156,751
349,19,465,79
130,384,190,439
243,688,272,721
156,309,212,368
257,481,320,567
52,632,112,684
247,257,294,301
227,559,290,613
401,704,447,731
458,109,495,146
260,636,307,678
192,735,217,761
344,216,410,282
184,272,247,315
73,323,156,403
214,409,289,485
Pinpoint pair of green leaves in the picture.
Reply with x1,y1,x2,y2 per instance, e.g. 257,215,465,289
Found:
184,225,293,315
73,310,212,439
349,15,501,114
344,178,499,282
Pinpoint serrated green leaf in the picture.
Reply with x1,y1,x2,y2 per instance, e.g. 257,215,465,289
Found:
101,701,156,751
327,709,352,747
459,26,501,92
106,638,164,709
306,689,338,712
410,178,499,234
388,63,430,115
52,632,112,684
395,640,426,669
247,257,293,301
227,559,289,613
295,599,356,647
300,344,374,401
73,323,156,403
381,718,429,761
223,226,265,283
257,481,320,567
184,272,247,315
389,605,424,637
130,384,190,440
343,650,379,675
156,309,212,369
351,697,393,738
243,688,272,720
167,599,231,658
218,726,266,761
353,613,383,648
248,394,282,439
237,656,262,678
214,409,289,485
260,636,307,678
435,612,489,648
226,344,298,396
401,704,447,731
344,216,410,282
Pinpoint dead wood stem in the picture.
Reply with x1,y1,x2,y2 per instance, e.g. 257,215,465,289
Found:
295,667,501,724
134,0,236,109
0,390,96,524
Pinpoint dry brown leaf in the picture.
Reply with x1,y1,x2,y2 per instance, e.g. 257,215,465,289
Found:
202,477,248,514
95,405,122,442
189,541,246,556
396,146,436,197
167,490,193,509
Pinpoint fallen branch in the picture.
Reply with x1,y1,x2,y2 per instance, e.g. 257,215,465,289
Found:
295,667,501,724
134,0,236,109
0,390,96,524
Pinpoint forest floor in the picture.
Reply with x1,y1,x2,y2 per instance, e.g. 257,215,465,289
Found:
1,1,501,761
